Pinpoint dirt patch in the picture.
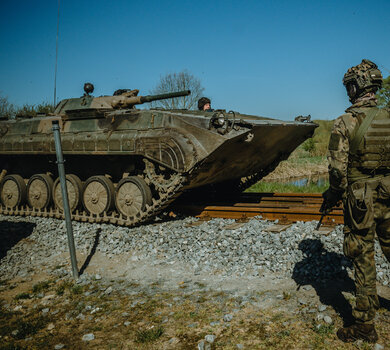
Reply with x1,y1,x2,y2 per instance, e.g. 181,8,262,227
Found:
1,253,390,349
263,157,328,182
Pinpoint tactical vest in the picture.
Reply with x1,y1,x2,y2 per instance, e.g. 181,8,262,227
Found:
349,107,390,171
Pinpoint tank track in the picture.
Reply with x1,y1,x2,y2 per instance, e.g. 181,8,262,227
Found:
0,175,186,227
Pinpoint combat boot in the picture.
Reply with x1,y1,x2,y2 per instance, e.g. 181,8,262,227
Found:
337,323,378,343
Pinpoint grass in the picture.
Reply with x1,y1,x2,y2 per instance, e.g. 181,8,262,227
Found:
247,181,329,193
32,280,52,294
1,275,389,349
14,293,31,301
135,326,164,343
0,344,26,350
11,317,48,340
313,323,334,336
70,285,83,295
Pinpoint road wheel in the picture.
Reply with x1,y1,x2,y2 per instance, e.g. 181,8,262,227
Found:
115,176,152,218
53,174,83,213
27,174,53,209
82,176,115,215
0,174,26,208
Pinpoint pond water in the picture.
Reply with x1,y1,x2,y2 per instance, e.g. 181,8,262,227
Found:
268,174,329,187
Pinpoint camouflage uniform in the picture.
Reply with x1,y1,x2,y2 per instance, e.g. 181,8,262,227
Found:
328,96,390,324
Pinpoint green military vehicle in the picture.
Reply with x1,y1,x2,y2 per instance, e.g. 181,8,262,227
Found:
0,84,317,226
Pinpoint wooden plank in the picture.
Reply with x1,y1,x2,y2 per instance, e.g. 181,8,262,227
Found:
223,222,246,230
265,224,292,232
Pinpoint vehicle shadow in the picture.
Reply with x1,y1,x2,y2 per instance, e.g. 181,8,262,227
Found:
292,238,356,326
0,220,36,260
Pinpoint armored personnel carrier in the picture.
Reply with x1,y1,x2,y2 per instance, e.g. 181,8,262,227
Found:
0,84,317,226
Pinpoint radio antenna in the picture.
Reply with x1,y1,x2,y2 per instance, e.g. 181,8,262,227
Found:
53,0,60,107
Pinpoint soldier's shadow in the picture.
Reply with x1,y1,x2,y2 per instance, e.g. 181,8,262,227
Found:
0,220,36,260
292,238,356,326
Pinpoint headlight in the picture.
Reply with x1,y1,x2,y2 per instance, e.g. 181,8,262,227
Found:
208,111,230,134
217,116,225,126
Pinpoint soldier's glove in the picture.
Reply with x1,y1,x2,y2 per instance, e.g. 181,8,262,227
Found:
321,188,342,214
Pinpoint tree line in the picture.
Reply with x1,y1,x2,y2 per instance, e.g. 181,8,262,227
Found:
0,97,54,119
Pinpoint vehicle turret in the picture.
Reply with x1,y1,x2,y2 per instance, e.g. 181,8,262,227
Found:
54,84,191,117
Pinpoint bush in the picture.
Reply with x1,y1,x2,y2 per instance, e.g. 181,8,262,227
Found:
302,138,315,154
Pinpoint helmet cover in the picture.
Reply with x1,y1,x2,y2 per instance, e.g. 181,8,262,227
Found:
343,59,383,101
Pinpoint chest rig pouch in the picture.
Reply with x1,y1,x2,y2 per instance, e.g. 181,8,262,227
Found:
349,107,390,170
377,175,390,200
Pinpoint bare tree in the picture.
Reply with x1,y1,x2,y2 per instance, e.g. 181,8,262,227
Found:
0,95,15,119
150,70,205,109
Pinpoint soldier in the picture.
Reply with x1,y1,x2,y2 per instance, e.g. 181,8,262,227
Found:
322,59,390,343
198,97,212,111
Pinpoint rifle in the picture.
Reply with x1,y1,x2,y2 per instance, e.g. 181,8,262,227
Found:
316,208,330,230
316,190,341,230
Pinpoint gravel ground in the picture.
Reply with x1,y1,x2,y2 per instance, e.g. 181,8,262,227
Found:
1,214,390,287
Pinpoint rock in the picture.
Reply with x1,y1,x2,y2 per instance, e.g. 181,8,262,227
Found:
323,316,332,324
205,334,216,343
82,333,95,341
223,313,233,322
236,345,244,350
169,337,179,344
318,304,327,312
210,321,220,326
105,286,113,295
124,321,131,326
197,340,211,350
42,308,50,315
355,339,363,347
90,307,101,314
374,344,384,350
47,323,55,330
1,215,389,296
54,344,65,350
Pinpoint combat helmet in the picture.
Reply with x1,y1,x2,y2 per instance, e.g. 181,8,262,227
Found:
343,59,383,102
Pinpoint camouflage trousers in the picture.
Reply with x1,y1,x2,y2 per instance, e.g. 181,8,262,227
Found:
343,188,390,324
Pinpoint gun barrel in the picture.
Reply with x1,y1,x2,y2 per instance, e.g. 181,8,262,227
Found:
140,90,191,103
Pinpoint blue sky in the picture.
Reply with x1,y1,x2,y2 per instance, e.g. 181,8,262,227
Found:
0,0,389,120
